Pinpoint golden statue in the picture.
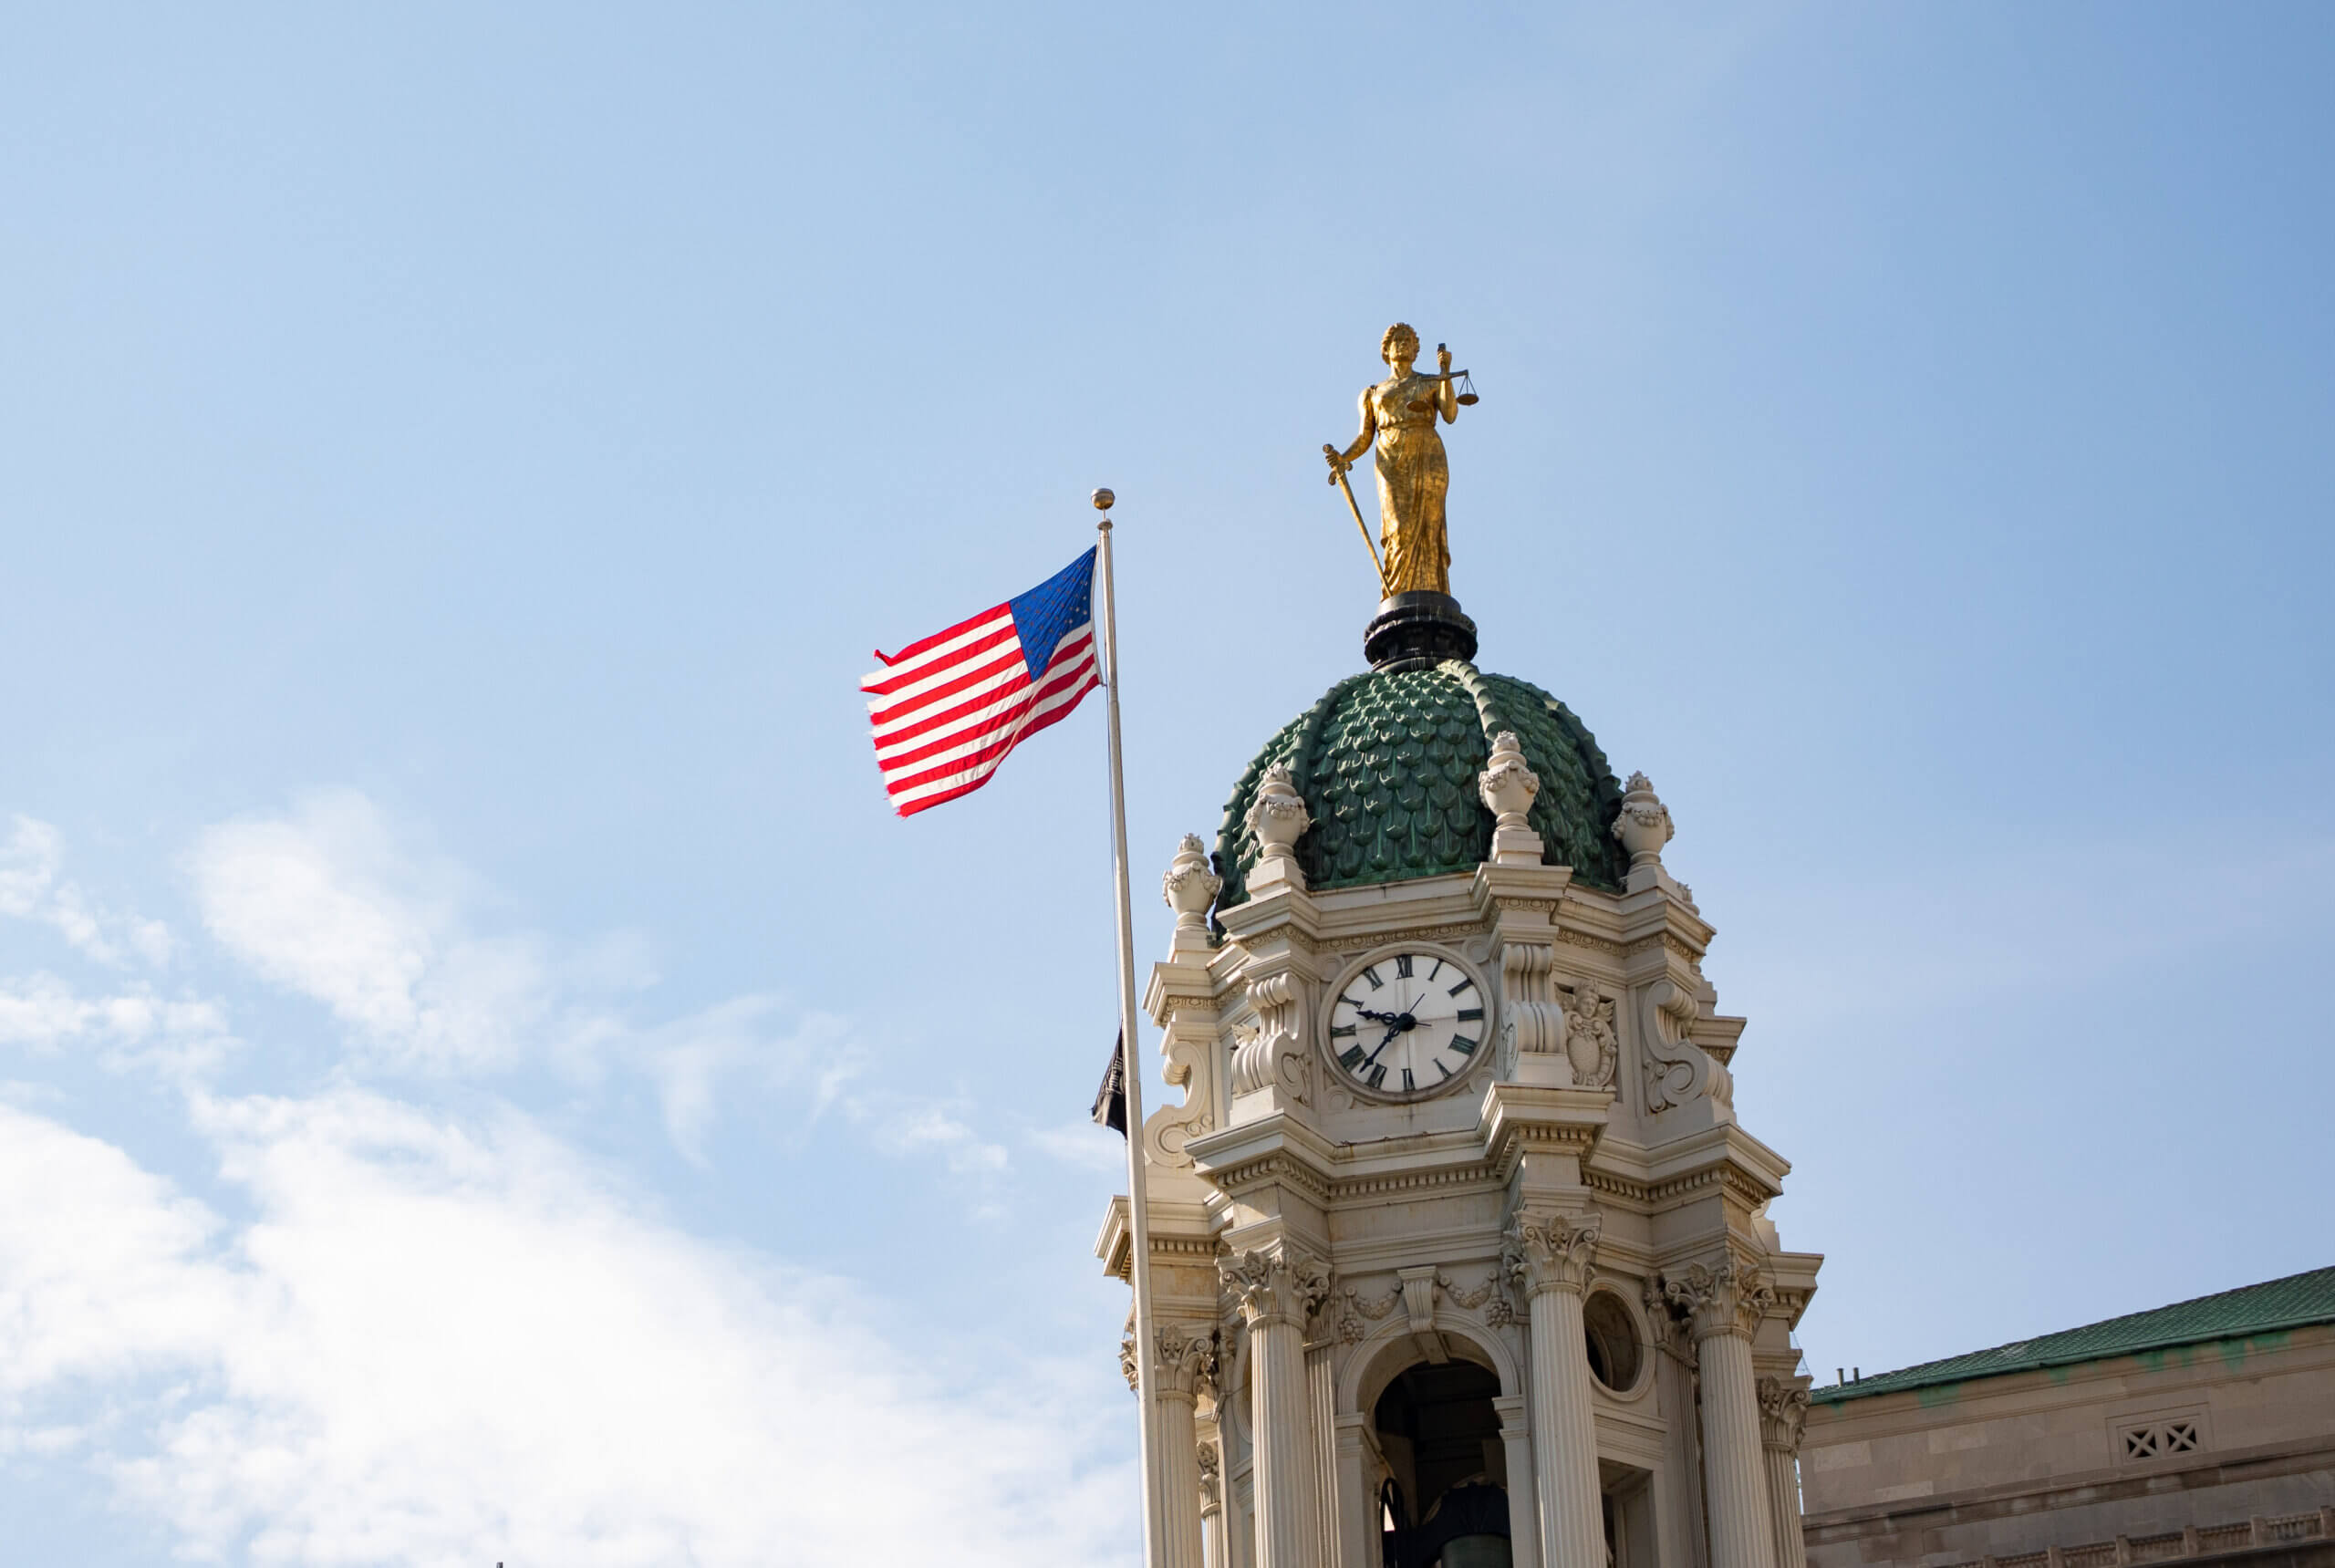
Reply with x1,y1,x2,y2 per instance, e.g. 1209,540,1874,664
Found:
1323,323,1471,597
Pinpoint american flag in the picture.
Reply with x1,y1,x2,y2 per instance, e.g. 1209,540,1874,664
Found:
862,548,1102,816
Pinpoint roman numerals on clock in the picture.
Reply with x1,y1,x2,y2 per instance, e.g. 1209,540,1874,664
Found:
1323,950,1488,1100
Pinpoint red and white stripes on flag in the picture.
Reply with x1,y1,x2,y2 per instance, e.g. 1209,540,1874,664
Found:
861,548,1102,816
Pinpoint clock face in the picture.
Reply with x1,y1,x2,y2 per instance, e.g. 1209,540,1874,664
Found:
1324,949,1488,1100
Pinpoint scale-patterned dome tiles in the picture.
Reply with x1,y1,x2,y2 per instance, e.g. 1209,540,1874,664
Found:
1213,662,1627,916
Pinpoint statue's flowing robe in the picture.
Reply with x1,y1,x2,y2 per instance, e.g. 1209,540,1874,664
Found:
1370,389,1451,595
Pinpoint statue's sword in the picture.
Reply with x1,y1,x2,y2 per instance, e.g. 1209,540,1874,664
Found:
1323,446,1388,594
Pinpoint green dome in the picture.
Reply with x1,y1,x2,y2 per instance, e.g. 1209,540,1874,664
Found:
1214,661,1630,912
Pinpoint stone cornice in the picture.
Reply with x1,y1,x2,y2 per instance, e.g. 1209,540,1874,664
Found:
1328,1159,1504,1202
1095,1196,1221,1282
1479,1081,1614,1180
1805,1321,2335,1438
1799,1434,2335,1538
1207,1149,1334,1205
1641,1122,1791,1207
1468,860,1574,924
1188,1113,1340,1205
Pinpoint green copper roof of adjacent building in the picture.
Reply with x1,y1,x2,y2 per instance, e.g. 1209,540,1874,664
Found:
1814,1264,2335,1405
1213,661,1630,912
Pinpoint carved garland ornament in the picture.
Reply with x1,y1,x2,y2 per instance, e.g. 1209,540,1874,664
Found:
1318,1279,1404,1344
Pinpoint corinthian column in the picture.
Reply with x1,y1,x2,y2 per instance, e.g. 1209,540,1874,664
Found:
1502,1210,1605,1568
1665,1261,1779,1568
1759,1376,1812,1568
1154,1325,1219,1568
1224,1246,1332,1568
1199,1438,1226,1568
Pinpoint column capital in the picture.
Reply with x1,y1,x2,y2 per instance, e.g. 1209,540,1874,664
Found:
1155,1323,1220,1399
1501,1207,1602,1297
1758,1375,1812,1454
1198,1438,1222,1515
1662,1256,1774,1342
1221,1243,1332,1328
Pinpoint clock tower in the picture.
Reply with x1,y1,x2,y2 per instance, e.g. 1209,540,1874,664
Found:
1098,343,1821,1568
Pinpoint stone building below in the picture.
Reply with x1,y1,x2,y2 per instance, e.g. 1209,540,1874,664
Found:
1801,1267,2335,1568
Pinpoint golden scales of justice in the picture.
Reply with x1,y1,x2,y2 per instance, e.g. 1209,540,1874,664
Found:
1316,334,1475,591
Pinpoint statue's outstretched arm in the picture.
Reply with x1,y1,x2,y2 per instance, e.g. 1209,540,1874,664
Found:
1437,345,1459,423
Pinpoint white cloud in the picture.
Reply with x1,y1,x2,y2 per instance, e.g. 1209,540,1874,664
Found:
0,973,232,1076
0,1091,1127,1565
181,792,1012,1175
0,815,173,968
185,792,532,1070
1030,1119,1132,1174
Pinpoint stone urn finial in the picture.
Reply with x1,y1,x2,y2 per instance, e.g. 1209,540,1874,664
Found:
1161,834,1222,934
1243,763,1312,892
1479,732,1545,867
1613,771,1675,868
1478,732,1541,826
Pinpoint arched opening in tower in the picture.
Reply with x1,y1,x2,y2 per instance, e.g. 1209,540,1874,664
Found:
1372,1359,1510,1568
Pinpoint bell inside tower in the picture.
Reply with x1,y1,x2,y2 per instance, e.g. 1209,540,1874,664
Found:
1373,1360,1512,1568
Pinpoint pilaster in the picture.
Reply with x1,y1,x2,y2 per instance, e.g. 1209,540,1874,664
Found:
1504,1207,1607,1568
1665,1258,1780,1568
1224,1243,1333,1568
1759,1375,1813,1568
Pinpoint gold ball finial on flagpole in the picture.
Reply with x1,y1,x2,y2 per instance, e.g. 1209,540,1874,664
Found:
1091,487,1116,513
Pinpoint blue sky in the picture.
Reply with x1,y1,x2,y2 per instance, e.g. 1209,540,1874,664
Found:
3,5,2330,1563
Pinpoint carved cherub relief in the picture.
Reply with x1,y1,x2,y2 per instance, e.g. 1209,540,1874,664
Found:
1562,980,1618,1089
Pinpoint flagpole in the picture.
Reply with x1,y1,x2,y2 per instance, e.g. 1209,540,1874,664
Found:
1094,489,1166,1568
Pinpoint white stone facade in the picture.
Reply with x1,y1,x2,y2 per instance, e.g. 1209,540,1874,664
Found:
1099,775,1822,1568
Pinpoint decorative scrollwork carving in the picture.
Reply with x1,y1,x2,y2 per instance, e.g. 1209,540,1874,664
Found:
1229,971,1309,1105
1642,977,1729,1115
1499,940,1563,1075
